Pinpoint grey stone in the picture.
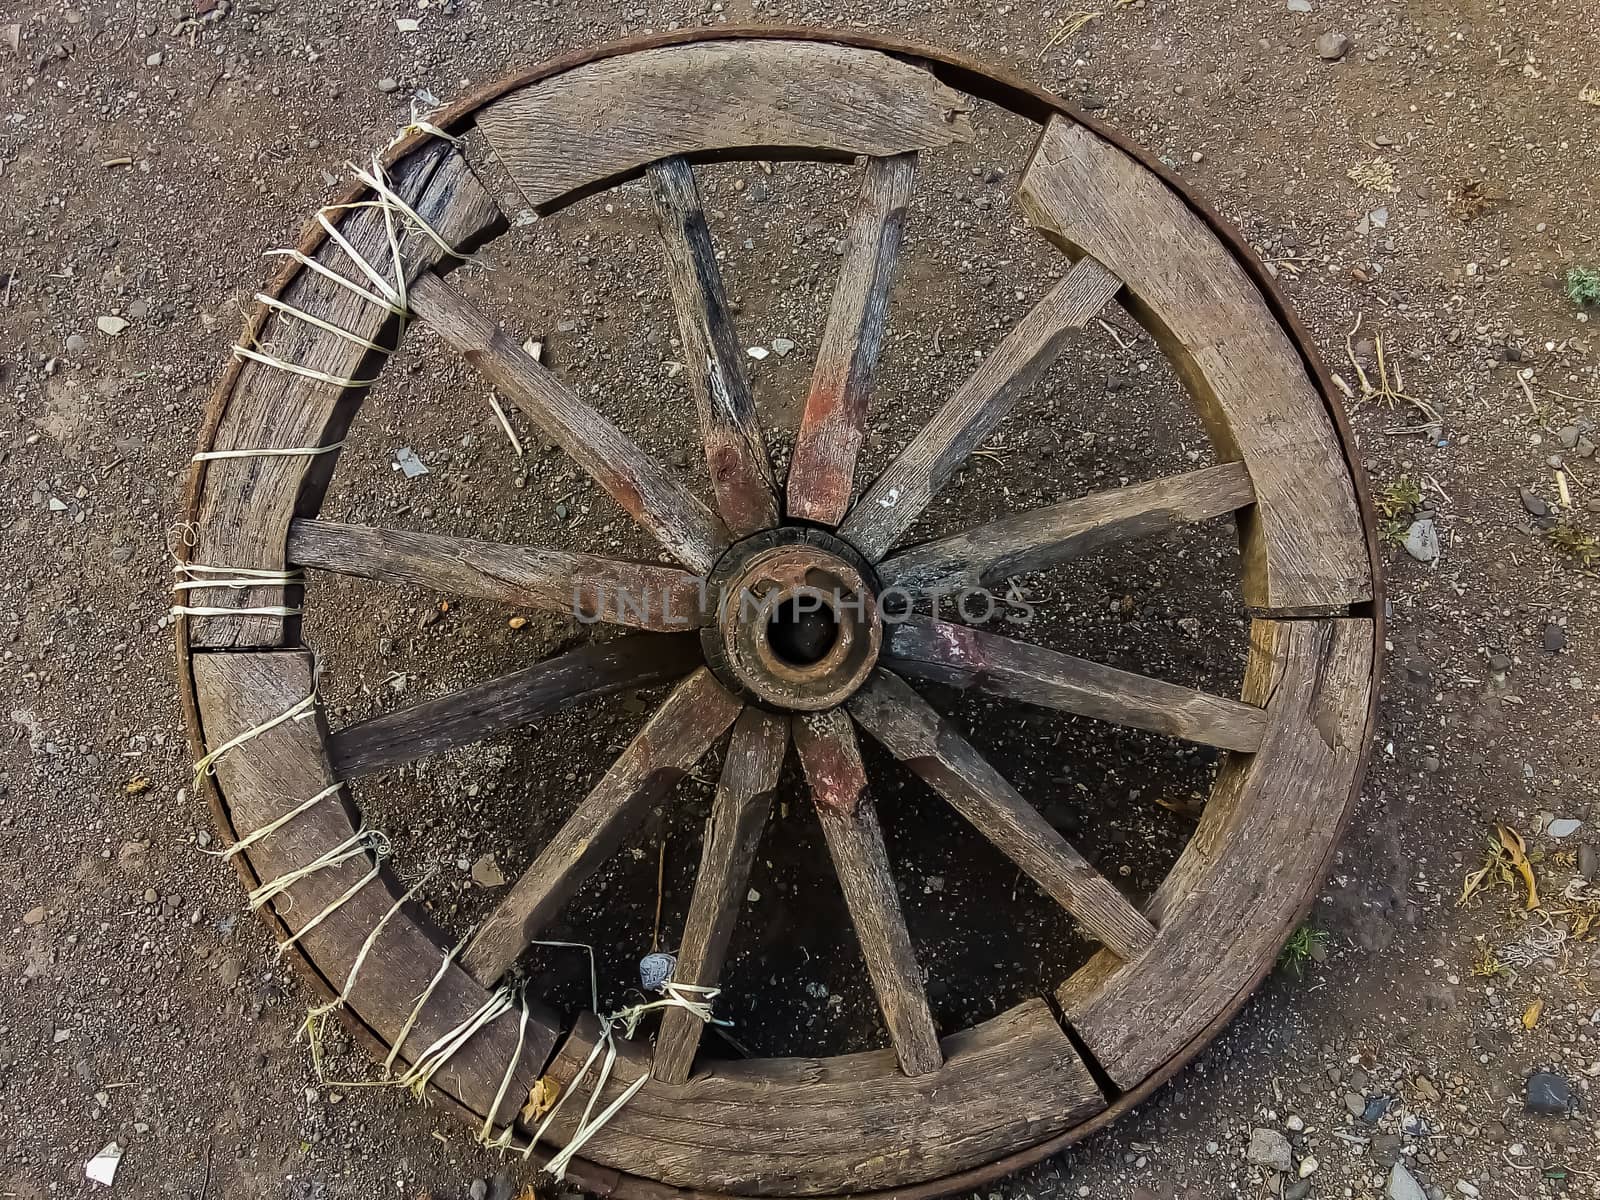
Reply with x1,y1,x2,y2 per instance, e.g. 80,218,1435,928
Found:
1389,1163,1427,1200
1548,818,1582,838
1371,1132,1404,1167
377,77,400,93
639,951,676,991
1363,1095,1392,1123
1317,31,1352,59
65,333,86,354
1248,1127,1293,1172
1344,1091,1367,1117
468,1180,488,1200
1520,487,1550,517
1543,623,1568,652
1578,843,1598,880
1558,424,1583,449
1526,1071,1572,1115
1403,519,1440,562
394,447,428,478
1286,0,1312,10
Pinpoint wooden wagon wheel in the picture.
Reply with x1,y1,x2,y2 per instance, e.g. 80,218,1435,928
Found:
176,28,1382,1199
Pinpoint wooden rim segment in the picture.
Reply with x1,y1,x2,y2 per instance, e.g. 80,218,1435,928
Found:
175,29,1382,1200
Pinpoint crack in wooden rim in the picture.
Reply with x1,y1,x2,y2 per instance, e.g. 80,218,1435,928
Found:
174,26,1384,1200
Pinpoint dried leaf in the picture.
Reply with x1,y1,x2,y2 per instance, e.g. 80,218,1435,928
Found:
125,775,150,795
1459,861,1493,906
520,1075,560,1123
1523,999,1544,1029
1497,824,1540,909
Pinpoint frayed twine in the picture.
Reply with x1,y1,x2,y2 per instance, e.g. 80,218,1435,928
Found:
170,563,304,618
477,946,730,1180
302,868,434,1077
236,147,473,392
206,782,342,862
191,691,317,788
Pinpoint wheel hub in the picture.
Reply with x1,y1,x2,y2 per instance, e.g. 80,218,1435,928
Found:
701,528,882,711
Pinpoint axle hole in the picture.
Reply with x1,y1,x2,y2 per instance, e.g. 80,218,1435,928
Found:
766,596,839,666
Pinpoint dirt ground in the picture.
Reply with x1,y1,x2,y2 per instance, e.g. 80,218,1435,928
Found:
4,0,1600,1198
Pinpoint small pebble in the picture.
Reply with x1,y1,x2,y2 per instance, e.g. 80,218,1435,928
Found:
1316,31,1352,59
1525,1071,1572,1115
1248,1128,1293,1172
1403,519,1439,563
377,77,400,93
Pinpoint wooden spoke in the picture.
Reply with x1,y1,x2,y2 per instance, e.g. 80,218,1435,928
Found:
883,619,1267,753
849,671,1155,960
288,518,707,631
461,668,742,986
787,152,918,524
653,708,789,1084
408,272,731,574
327,633,702,778
839,255,1123,561
647,156,778,537
877,461,1254,594
793,708,942,1076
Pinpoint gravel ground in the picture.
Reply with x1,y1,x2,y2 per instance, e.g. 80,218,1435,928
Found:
3,1,1600,1199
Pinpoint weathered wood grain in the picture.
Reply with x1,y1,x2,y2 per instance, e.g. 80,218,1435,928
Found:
288,518,706,632
883,618,1267,753
462,668,742,986
653,708,788,1085
535,998,1102,1194
192,650,558,1127
327,633,701,778
787,152,918,524
647,156,778,537
408,272,731,574
1056,617,1374,1087
189,144,505,648
1017,117,1370,612
878,461,1254,594
475,40,974,214
850,671,1156,959
793,709,942,1076
840,255,1123,561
